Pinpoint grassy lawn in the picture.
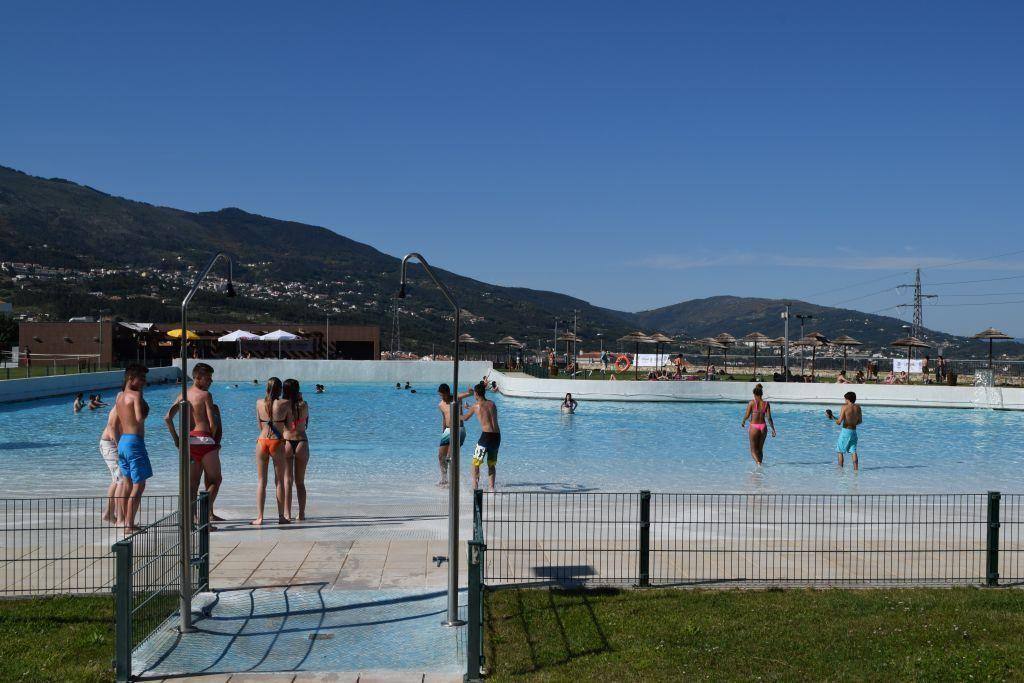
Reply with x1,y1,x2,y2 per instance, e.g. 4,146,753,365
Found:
485,587,1024,681
0,596,114,682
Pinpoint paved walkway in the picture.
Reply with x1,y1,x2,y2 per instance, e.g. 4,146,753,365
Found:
210,539,467,591
135,587,465,681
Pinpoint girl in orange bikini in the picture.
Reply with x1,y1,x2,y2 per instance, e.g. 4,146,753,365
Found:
252,377,293,525
282,378,311,521
741,384,776,465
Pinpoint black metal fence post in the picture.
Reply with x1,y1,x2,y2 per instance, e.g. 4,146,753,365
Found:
638,490,651,587
465,539,486,682
113,538,133,683
197,491,210,591
473,488,484,540
987,491,1001,586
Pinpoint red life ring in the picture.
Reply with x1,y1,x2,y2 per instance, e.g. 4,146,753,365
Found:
615,354,631,372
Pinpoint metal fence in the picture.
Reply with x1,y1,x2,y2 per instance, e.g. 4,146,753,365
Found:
476,490,1023,588
113,492,210,682
1,357,174,381
1,495,178,596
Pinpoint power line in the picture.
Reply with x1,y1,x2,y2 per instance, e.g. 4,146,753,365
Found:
928,273,1024,287
925,247,1024,271
925,301,1024,309
831,286,900,307
937,291,1024,297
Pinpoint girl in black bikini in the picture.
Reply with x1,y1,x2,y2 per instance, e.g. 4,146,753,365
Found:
282,378,310,521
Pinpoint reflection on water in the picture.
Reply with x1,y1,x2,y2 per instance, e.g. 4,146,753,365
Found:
0,382,1022,501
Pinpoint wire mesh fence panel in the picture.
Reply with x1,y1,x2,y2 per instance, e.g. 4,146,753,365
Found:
650,494,988,587
1001,494,1024,585
1,495,178,596
482,492,640,586
477,492,1009,588
126,511,182,651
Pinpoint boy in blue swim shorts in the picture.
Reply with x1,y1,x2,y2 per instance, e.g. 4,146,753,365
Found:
116,364,152,532
830,391,862,471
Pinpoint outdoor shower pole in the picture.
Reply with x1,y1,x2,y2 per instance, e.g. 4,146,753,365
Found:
178,252,235,632
397,253,465,627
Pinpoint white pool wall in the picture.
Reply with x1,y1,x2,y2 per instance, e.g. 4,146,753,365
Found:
197,359,495,385
0,366,181,403
490,370,1024,410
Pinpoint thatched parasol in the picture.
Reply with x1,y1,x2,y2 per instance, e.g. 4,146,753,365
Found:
793,335,828,382
891,336,931,379
743,332,772,379
649,332,674,370
618,331,654,380
831,334,863,373
697,337,727,378
496,335,523,368
714,333,736,376
972,327,1013,369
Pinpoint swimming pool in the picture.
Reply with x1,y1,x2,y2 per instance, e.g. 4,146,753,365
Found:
1,382,1021,511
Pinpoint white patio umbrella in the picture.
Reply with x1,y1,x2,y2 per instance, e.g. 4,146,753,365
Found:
218,329,260,357
260,329,300,358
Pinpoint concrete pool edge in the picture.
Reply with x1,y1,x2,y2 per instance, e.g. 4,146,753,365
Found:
489,369,1024,410
0,365,181,403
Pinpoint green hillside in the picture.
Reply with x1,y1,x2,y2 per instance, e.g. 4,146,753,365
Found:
0,165,1016,358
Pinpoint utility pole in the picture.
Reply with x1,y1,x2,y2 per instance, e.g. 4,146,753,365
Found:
325,315,331,360
898,268,937,340
782,303,791,382
795,313,815,377
572,309,578,380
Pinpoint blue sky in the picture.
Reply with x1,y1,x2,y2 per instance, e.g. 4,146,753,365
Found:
2,2,1022,335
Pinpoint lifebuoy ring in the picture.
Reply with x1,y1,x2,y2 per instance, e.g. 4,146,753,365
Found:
615,354,631,372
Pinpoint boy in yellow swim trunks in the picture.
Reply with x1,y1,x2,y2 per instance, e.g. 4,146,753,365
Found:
462,382,501,491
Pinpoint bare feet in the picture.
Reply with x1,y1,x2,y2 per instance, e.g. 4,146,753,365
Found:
123,526,142,536
297,513,306,521
250,518,263,526
211,514,226,522
278,516,292,525
102,514,115,523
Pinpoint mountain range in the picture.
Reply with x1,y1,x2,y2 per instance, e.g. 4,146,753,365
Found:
0,165,1016,358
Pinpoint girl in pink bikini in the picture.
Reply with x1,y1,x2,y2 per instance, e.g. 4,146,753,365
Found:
741,384,776,465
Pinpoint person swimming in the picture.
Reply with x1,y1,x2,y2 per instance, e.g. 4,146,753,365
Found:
73,393,86,413
560,393,578,414
741,384,776,465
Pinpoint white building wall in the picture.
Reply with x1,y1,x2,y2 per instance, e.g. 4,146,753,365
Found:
197,359,494,385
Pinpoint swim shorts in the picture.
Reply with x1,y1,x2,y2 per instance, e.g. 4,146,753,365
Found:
117,434,153,484
473,432,501,467
188,430,218,464
439,426,467,448
99,439,121,483
836,428,858,454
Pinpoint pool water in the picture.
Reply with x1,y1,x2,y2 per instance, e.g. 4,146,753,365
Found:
1,383,1022,506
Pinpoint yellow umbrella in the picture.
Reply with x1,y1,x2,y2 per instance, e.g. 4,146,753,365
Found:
166,328,200,340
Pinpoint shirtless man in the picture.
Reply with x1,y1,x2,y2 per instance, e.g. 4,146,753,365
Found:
116,364,151,533
99,403,125,524
828,391,862,470
165,363,223,520
462,382,501,491
435,383,467,487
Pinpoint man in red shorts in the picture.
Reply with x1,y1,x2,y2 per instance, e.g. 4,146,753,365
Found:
165,363,223,520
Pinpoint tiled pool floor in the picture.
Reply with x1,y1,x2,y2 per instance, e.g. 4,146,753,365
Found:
135,587,466,680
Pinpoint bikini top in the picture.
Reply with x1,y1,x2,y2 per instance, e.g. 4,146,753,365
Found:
751,400,769,419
